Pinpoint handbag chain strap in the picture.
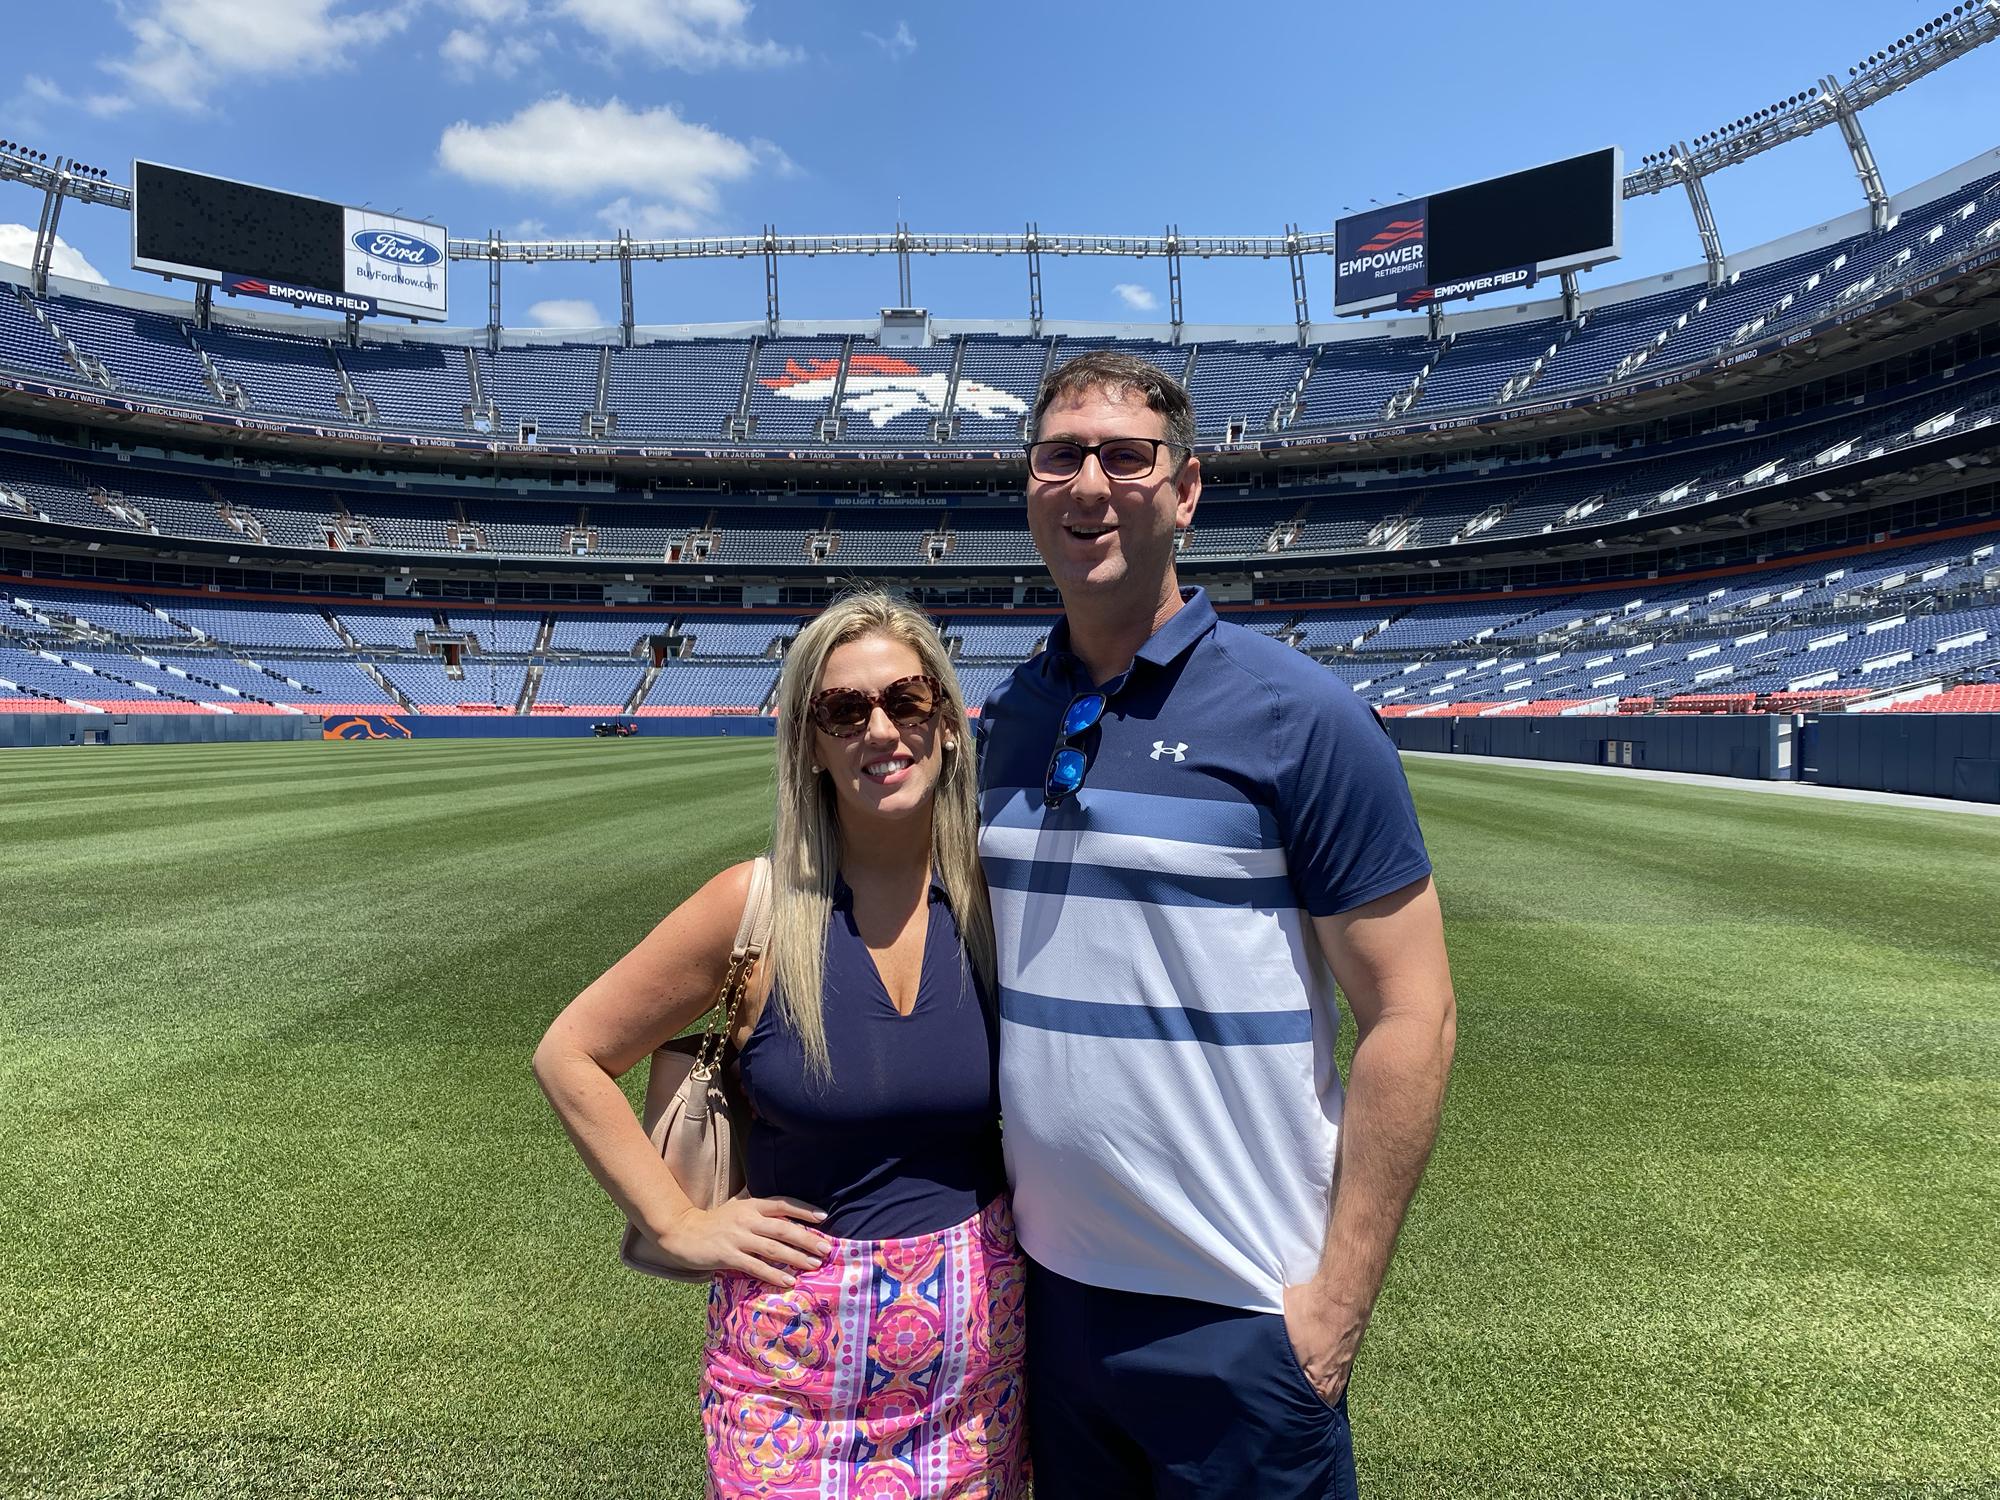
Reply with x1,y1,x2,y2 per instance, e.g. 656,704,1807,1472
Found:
694,855,773,1078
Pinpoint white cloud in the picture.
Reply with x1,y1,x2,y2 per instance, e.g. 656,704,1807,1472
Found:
1113,283,1159,312
0,225,109,283
451,0,532,22
596,196,702,236
559,0,801,69
527,298,605,327
441,26,543,79
863,20,916,59
11,73,130,122
442,28,490,69
98,0,413,113
439,95,772,224
21,74,68,108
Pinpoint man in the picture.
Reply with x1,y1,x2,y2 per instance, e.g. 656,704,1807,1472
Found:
977,350,1456,1498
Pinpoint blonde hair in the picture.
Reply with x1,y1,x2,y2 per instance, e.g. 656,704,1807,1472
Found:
767,589,995,1077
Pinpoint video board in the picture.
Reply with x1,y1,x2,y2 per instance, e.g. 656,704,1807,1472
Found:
1335,147,1622,316
131,161,448,321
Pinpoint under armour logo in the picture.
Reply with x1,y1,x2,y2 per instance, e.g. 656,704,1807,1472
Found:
1151,741,1187,762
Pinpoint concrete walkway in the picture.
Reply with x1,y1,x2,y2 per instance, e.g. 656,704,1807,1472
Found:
1399,749,2000,817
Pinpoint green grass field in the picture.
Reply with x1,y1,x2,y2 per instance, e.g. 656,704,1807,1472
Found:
2,740,1995,1499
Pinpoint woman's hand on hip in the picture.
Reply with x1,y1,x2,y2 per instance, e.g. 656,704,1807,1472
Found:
660,1197,832,1286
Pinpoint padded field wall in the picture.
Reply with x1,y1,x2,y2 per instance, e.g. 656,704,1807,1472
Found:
0,714,321,747
0,714,778,746
1385,712,1999,804
1802,713,2000,803
1383,714,1792,780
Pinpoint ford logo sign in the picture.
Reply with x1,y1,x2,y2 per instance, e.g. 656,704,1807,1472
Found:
351,229,442,267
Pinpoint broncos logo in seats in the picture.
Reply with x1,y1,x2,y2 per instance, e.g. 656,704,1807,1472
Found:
324,715,413,740
760,353,1028,428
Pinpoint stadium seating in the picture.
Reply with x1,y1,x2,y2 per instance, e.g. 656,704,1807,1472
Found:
0,288,78,380
532,661,644,713
954,337,1050,443
835,342,959,444
7,585,189,640
1187,343,1312,438
0,645,118,703
475,501,581,558
481,344,601,438
193,323,345,418
337,341,470,430
1884,679,2000,712
678,617,791,657
376,658,529,713
2,158,1998,739
946,618,1048,658
161,601,343,650
337,608,442,649
749,339,847,442
608,340,748,440
8,348,1986,573
41,295,214,403
547,612,671,653
255,657,403,712
1295,337,1434,427
4,507,1994,720
449,611,543,654
639,662,777,713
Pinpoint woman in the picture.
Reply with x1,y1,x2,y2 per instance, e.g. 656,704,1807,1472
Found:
533,590,1026,1499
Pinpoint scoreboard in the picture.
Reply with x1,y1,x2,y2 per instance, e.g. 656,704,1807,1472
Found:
131,161,448,322
1335,148,1622,315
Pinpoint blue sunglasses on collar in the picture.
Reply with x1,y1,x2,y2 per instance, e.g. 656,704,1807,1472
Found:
1044,690,1107,807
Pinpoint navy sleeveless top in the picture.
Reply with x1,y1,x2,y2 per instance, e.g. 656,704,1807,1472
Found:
737,873,1005,1240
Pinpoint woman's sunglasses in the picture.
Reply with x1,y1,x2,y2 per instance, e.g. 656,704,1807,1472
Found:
808,673,947,738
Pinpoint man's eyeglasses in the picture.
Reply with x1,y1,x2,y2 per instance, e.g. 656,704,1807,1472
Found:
1026,437,1186,483
1044,690,1107,808
808,673,946,738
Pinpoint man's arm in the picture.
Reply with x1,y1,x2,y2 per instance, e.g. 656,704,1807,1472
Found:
1283,873,1456,1404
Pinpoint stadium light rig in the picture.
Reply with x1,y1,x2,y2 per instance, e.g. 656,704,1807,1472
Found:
0,146,132,209
430,0,1997,306
1626,2,2000,203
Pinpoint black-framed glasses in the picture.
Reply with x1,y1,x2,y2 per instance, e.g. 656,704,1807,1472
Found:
1044,690,1107,808
1026,437,1186,483
808,673,946,738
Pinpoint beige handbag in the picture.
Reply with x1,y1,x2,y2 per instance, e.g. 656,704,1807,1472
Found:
620,855,774,1280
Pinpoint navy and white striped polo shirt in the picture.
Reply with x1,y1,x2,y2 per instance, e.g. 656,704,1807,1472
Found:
977,588,1432,1312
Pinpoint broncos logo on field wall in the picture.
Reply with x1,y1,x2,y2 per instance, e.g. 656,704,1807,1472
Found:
760,353,1029,428
324,715,413,740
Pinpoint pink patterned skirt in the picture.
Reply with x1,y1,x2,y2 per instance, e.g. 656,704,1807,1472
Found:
701,1194,1028,1499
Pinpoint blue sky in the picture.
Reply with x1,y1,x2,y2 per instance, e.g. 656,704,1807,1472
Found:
3,0,1997,332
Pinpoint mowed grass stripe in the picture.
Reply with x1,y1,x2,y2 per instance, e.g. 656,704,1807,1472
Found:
1388,758,2000,1495
0,740,761,849
4,742,770,1496
1,743,1995,1499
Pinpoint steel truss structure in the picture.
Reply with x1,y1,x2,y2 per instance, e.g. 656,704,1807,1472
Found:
3,5,1996,327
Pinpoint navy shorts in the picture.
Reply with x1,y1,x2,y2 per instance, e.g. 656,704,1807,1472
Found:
1025,1257,1358,1499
